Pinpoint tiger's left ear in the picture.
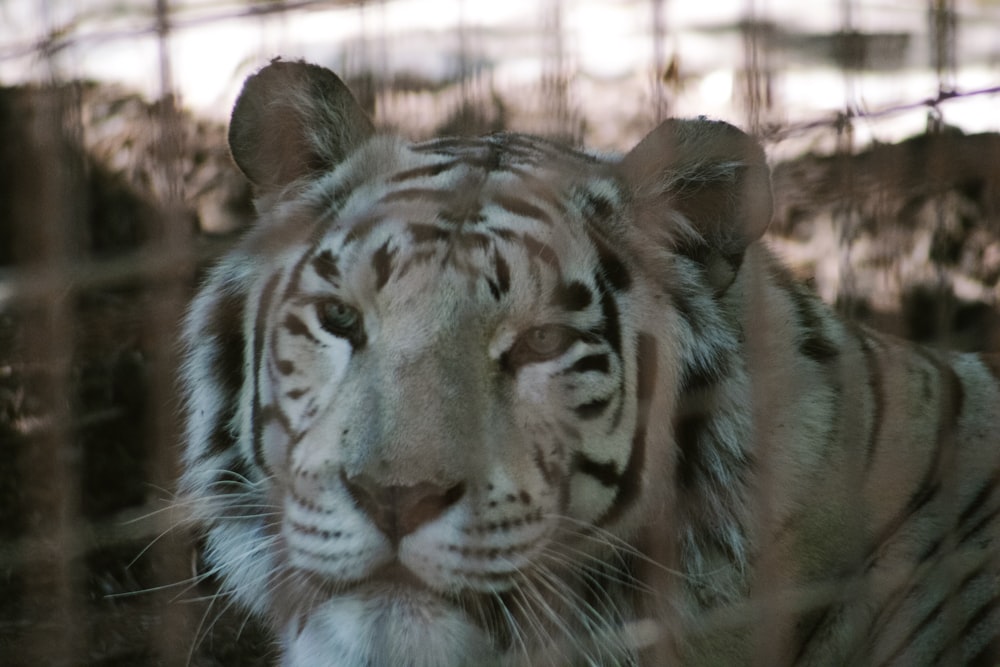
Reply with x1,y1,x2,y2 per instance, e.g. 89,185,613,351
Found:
619,118,772,293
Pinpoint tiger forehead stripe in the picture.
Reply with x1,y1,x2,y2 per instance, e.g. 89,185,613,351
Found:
311,250,340,285
487,247,511,300
379,187,455,206
492,193,553,227
388,161,458,183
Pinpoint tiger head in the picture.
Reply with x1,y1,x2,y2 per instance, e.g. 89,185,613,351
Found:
180,60,771,666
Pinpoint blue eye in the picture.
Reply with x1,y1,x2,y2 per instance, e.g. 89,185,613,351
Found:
315,299,363,342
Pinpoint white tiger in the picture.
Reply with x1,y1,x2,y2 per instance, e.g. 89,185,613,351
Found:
179,60,1000,666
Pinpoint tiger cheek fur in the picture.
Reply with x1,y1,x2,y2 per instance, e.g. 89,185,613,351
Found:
179,59,1000,667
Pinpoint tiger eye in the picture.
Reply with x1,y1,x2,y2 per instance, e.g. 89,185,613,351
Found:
508,324,579,367
315,299,362,340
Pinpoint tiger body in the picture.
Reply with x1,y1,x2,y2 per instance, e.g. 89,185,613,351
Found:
179,61,1000,666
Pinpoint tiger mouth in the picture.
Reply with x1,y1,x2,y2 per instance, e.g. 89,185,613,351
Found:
308,561,517,648
361,561,431,593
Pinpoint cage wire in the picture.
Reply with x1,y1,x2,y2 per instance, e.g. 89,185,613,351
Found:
0,0,998,665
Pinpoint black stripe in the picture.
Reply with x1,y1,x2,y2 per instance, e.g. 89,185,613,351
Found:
957,467,1000,545
921,347,965,447
206,404,239,459
679,354,729,395
322,180,356,212
882,567,994,667
587,230,632,292
456,231,493,252
251,273,282,473
964,594,1000,666
579,189,616,227
789,287,840,362
505,133,600,164
342,214,386,247
673,412,709,491
857,329,886,470
388,161,458,183
491,248,510,299
372,239,396,291
566,353,610,375
592,271,626,430
792,602,841,664
409,223,451,244
957,472,999,528
311,249,340,284
494,194,553,227
668,281,699,329
883,596,949,666
283,313,320,344
440,203,485,226
551,280,593,311
772,268,840,362
977,352,1000,384
201,290,248,458
533,442,559,484
960,504,1000,546
558,420,581,441
411,137,477,155
596,332,656,526
572,452,620,487
520,234,560,271
668,281,733,395
866,352,959,564
380,187,454,206
595,276,622,356
573,397,612,420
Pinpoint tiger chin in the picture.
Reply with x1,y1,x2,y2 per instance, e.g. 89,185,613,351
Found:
179,59,1000,666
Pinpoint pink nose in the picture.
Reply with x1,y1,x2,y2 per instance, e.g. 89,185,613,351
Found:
341,472,466,545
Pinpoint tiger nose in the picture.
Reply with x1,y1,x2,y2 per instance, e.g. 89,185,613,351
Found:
341,472,466,545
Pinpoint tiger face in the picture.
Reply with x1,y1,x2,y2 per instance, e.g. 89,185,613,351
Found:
259,140,660,659
180,60,1000,666
183,62,719,666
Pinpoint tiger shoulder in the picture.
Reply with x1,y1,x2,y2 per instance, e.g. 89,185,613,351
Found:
178,59,1000,666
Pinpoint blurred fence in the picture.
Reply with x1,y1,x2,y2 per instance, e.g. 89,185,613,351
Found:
0,0,998,665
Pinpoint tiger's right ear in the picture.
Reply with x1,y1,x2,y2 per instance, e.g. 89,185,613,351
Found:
619,118,772,294
229,60,374,191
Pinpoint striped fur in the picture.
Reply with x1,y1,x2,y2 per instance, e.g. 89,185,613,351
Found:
179,61,1000,666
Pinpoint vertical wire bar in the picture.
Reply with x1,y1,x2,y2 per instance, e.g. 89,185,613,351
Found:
542,0,573,141
926,1,963,658
835,0,860,322
740,0,765,135
147,0,197,663
740,0,784,661
18,73,83,667
16,1,85,661
650,0,668,123
930,0,957,94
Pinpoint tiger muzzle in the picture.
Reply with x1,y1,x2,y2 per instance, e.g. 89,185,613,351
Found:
340,471,467,545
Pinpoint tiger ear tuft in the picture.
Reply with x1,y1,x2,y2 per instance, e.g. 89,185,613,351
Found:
228,59,374,191
620,118,772,292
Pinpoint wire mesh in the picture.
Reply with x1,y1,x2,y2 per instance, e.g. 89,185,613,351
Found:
0,1,997,665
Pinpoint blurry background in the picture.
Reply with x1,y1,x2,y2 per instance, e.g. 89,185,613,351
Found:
0,1,998,665
3,0,1000,147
